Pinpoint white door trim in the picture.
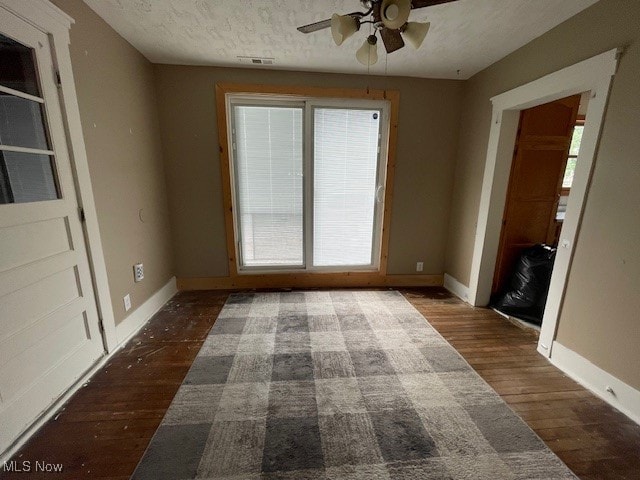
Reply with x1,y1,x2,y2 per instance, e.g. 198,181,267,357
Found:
467,48,620,358
0,0,118,351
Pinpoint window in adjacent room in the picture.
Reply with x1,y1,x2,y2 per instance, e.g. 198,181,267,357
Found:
555,118,585,230
562,121,584,189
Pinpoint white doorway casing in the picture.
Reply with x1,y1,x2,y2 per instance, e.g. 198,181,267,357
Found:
467,48,619,357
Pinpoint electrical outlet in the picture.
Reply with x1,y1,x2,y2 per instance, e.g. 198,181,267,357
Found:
416,261,424,272
123,294,132,312
134,263,144,282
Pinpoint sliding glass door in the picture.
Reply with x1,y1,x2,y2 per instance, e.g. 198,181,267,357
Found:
232,104,304,268
313,107,382,267
229,97,388,272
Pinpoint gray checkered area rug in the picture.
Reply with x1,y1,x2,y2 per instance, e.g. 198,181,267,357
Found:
132,290,576,479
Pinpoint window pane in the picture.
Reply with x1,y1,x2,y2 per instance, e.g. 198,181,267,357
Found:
562,157,577,189
234,106,303,267
0,33,40,97
562,125,583,189
313,108,380,266
0,151,59,203
569,125,583,156
0,94,49,150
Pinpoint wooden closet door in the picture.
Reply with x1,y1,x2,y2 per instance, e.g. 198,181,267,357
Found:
492,95,580,295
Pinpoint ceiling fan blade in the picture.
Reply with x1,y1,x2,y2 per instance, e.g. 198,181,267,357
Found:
297,9,370,34
411,0,458,8
297,18,332,34
380,28,405,53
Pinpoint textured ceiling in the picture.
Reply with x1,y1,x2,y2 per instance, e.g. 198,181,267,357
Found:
83,0,598,80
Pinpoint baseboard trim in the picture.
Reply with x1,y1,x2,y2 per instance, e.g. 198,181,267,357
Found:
0,277,178,462
177,274,443,291
550,341,640,425
443,273,470,303
115,277,178,346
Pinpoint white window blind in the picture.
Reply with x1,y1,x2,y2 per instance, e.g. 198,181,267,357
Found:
2,152,58,203
313,108,381,266
233,106,303,266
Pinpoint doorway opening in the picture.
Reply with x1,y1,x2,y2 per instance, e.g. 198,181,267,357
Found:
490,93,589,328
466,49,619,358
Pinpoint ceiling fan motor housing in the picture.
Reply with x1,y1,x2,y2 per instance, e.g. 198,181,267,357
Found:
380,0,411,29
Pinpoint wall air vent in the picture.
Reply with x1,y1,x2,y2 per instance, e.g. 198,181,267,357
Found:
237,56,275,65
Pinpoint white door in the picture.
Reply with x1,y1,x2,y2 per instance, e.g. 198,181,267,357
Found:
0,9,105,452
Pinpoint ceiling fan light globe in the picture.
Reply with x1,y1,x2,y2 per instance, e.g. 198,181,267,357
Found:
331,13,358,46
356,36,378,66
380,0,411,29
403,21,430,49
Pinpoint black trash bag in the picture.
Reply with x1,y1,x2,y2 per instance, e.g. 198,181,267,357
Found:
492,244,557,325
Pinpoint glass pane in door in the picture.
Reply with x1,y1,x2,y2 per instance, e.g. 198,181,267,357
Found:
313,108,381,266
0,33,40,97
0,95,49,149
0,33,58,204
1,151,58,203
233,105,304,267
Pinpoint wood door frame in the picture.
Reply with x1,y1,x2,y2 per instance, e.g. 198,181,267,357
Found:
0,0,117,351
466,48,620,358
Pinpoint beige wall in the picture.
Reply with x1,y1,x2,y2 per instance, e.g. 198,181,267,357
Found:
52,0,174,324
445,0,640,389
154,66,463,278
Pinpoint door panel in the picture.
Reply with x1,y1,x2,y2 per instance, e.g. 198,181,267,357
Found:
0,10,104,452
0,216,70,271
1,312,89,403
0,251,77,298
512,149,570,199
232,105,304,268
312,107,383,268
519,98,578,136
0,298,87,367
492,95,580,295
504,201,557,244
0,267,80,338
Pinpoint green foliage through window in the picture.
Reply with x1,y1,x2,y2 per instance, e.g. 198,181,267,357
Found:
563,125,583,188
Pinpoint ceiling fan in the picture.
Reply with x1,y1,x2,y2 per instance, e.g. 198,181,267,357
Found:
297,0,458,66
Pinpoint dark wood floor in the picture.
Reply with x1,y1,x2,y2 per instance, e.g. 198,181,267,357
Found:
3,288,639,480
